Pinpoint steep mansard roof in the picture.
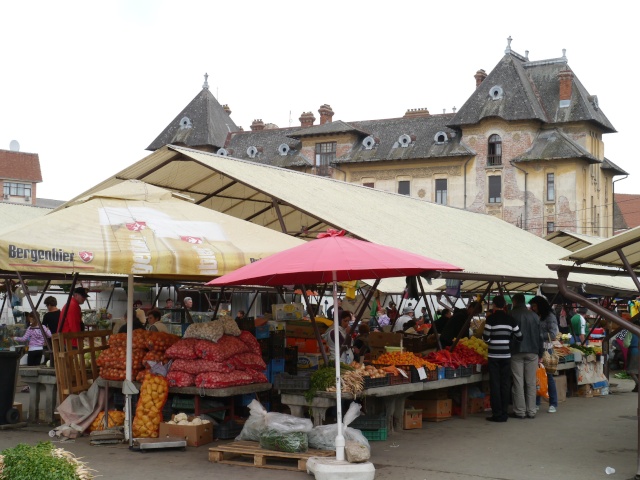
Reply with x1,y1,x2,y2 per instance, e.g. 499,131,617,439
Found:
449,51,615,133
147,87,239,151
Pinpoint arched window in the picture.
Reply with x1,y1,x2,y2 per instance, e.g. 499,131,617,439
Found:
488,134,502,166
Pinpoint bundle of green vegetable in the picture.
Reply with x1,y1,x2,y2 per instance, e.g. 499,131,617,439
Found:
259,430,308,453
305,363,354,402
0,442,95,480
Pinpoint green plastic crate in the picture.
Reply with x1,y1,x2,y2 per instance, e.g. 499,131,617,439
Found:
361,428,388,441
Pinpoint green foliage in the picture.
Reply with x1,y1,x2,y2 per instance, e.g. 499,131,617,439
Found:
305,363,354,403
1,442,79,480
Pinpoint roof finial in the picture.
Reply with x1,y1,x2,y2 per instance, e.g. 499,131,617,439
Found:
505,36,512,54
525,50,529,61
562,49,567,61
203,73,209,90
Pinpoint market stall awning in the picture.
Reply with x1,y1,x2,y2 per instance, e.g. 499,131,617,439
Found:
544,230,605,252
58,145,637,296
561,225,640,272
0,180,305,279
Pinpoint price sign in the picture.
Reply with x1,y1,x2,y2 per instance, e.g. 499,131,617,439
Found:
417,367,427,380
398,368,408,379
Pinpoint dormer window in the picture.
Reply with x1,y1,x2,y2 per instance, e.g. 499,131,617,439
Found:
434,132,448,144
487,134,502,166
315,142,336,176
489,86,504,100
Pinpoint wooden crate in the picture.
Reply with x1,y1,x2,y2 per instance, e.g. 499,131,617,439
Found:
52,330,111,402
208,440,333,471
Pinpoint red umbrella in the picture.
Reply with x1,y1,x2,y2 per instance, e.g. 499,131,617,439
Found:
206,229,462,287
207,230,462,461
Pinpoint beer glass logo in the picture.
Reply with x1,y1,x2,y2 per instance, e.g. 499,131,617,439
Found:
180,236,203,244
126,221,147,232
78,251,94,263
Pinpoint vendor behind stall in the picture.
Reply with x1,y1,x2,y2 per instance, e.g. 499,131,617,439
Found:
440,302,482,347
322,310,353,362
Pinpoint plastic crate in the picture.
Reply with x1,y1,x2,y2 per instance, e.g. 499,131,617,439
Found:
267,358,286,382
559,354,574,363
444,367,462,379
255,324,270,339
285,346,298,375
424,367,438,382
460,366,473,377
350,414,386,431
388,373,410,385
364,375,390,389
361,428,388,441
274,372,311,391
402,334,429,353
216,421,244,440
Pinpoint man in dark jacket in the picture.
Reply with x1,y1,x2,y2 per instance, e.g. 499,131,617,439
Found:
483,296,522,422
510,293,543,419
440,302,481,347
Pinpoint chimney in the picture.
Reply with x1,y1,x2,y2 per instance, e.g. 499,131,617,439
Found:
250,119,265,131
299,111,315,128
404,108,430,118
558,69,573,101
318,104,334,125
474,69,487,88
222,104,232,116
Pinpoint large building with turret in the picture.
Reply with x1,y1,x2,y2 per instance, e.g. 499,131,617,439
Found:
148,40,627,238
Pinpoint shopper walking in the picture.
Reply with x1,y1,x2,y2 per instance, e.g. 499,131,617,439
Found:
510,294,543,419
483,296,522,422
13,312,51,366
529,296,560,413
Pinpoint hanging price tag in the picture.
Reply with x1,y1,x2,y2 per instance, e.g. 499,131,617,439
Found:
417,367,427,380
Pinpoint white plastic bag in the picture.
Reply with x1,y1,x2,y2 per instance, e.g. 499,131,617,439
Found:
265,412,313,433
307,402,370,451
235,399,268,441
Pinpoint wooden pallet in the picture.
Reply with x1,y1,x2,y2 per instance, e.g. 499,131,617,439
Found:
208,440,334,471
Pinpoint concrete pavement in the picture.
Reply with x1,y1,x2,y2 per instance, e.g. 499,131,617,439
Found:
2,380,639,479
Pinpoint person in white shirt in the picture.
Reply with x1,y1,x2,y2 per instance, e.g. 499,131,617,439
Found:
393,308,414,332
322,310,352,361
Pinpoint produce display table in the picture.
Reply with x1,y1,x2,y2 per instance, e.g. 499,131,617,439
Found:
96,378,271,419
281,373,488,432
19,367,57,423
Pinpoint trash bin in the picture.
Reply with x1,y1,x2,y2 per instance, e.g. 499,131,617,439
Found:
0,347,24,424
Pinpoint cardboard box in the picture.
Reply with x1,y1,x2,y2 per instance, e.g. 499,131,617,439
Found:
555,374,567,402
577,384,593,398
403,409,423,430
158,415,214,447
467,397,484,414
13,402,22,421
286,337,322,353
368,332,403,359
407,399,452,421
285,322,327,339
272,303,305,321
297,353,325,370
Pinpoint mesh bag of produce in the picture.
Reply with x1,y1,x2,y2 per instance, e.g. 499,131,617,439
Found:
132,373,169,438
147,331,181,352
195,335,249,362
170,358,234,375
108,333,127,347
165,338,199,359
183,321,224,343
90,410,125,432
195,370,254,388
228,353,267,371
221,316,242,336
238,330,261,356
167,370,195,387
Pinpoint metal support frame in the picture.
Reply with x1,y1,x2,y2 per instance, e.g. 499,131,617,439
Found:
301,287,330,366
417,276,442,350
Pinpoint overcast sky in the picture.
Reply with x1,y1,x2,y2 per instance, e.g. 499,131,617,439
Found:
1,1,637,201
